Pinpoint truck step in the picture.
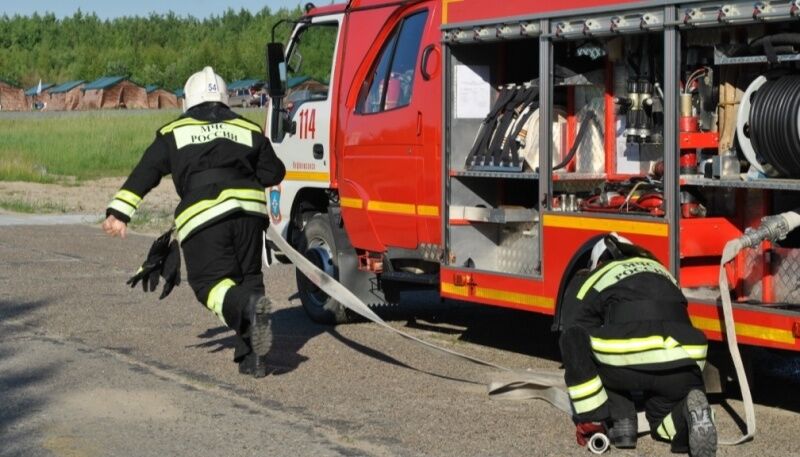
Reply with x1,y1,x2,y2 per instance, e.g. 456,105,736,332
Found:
380,271,439,286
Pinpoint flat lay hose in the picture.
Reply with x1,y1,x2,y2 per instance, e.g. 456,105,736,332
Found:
718,210,800,444
267,210,792,448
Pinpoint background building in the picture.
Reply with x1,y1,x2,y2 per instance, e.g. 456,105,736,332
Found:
0,79,26,111
45,80,85,111
25,83,54,110
79,76,147,110
145,85,179,109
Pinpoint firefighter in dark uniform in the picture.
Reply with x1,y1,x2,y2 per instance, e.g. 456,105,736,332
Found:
102,67,286,378
560,233,717,456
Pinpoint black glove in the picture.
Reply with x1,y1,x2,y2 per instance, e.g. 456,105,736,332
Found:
159,240,181,299
126,228,174,292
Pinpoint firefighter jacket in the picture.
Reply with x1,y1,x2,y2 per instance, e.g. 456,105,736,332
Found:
106,103,286,242
563,256,708,372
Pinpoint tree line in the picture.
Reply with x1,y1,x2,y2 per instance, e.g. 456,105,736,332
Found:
0,7,336,90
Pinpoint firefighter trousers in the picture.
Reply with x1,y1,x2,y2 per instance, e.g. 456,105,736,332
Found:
560,326,705,449
181,213,267,362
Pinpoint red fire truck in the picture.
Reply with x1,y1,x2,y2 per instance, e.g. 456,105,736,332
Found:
264,0,800,354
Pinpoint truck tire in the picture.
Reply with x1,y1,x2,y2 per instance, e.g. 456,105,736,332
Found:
295,213,350,324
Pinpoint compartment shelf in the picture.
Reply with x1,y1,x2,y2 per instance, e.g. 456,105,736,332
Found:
680,175,800,191
714,47,800,66
451,170,539,180
552,172,607,181
449,205,539,224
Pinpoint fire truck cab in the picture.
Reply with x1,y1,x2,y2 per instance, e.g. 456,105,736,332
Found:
267,0,800,354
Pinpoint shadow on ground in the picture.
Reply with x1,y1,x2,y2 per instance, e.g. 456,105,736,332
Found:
0,299,59,456
191,305,325,376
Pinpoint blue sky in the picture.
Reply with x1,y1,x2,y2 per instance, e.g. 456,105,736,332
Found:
0,0,311,19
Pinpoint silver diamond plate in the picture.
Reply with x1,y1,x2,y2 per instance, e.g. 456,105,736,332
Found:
768,247,800,304
575,89,606,174
741,246,800,304
419,243,443,262
496,224,539,276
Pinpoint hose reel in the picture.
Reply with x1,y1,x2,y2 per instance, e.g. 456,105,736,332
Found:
737,73,800,178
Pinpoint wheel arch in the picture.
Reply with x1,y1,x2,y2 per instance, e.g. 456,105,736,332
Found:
551,234,605,332
288,187,331,248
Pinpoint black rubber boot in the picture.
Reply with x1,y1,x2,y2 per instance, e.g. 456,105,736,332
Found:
684,390,716,457
608,417,637,449
238,352,268,378
247,294,272,357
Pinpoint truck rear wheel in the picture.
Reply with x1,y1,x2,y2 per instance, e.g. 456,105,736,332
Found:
295,213,350,325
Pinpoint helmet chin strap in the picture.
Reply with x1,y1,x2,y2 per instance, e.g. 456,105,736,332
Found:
604,235,625,260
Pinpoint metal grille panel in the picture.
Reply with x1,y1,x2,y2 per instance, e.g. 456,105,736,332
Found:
741,247,800,304
575,89,606,174
496,224,539,276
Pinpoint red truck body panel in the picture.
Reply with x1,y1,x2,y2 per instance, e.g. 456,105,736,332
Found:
291,0,800,352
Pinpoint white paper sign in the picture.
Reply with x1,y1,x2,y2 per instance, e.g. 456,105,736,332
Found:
455,64,490,119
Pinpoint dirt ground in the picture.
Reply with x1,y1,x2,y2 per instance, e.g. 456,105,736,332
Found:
0,178,179,232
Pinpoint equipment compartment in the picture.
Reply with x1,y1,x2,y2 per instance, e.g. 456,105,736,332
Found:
445,38,542,277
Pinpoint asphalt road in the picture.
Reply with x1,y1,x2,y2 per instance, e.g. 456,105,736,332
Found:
1,222,799,457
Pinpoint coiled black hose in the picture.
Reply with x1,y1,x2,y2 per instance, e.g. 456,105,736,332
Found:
749,74,800,178
553,111,596,171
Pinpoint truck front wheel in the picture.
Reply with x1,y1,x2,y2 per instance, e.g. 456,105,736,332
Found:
295,214,350,324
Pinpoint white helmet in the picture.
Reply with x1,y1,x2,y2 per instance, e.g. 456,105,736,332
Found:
589,232,633,270
183,66,229,111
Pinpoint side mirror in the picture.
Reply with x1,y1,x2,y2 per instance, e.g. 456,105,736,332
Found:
266,42,288,98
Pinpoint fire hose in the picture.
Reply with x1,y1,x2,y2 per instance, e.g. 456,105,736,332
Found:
717,210,800,444
265,225,602,435
265,210,800,450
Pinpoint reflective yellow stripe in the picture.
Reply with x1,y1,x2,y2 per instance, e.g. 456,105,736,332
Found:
690,315,796,345
176,189,266,228
577,258,675,299
657,413,677,440
173,123,253,148
177,199,267,241
108,199,136,218
572,388,608,415
341,198,438,217
207,278,236,323
590,335,678,354
592,259,676,292
593,346,707,368
577,260,620,299
568,376,603,400
160,118,209,135
440,282,554,310
367,200,416,215
591,335,707,360
441,282,469,297
542,214,669,237
224,118,262,132
683,344,708,359
417,205,439,217
340,197,363,209
114,190,142,207
285,171,330,182
473,287,554,310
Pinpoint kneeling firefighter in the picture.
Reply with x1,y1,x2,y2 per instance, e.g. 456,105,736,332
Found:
559,233,717,456
102,67,286,378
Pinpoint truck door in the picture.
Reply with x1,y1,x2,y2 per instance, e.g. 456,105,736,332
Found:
340,6,434,251
268,15,341,237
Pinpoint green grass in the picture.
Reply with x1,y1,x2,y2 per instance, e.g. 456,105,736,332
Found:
128,207,174,231
0,109,268,183
0,197,69,214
